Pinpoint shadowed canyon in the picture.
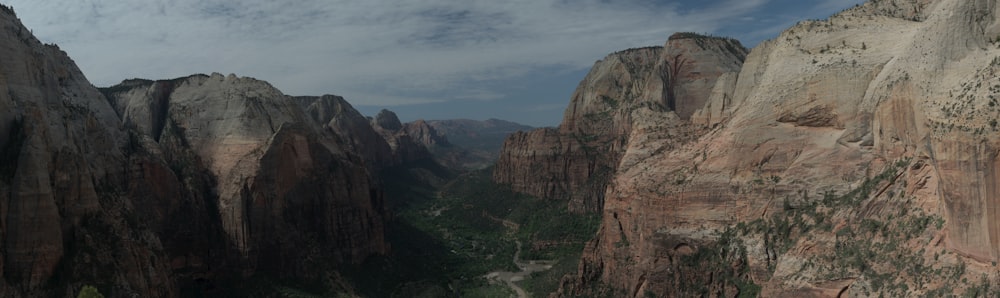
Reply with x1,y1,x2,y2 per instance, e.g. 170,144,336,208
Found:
7,0,1000,297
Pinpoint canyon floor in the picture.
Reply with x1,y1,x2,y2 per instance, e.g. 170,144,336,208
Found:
338,168,599,297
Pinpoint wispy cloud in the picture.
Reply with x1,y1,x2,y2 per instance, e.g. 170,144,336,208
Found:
6,0,773,106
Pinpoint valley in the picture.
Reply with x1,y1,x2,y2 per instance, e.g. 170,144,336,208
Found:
7,0,1000,297
347,168,599,297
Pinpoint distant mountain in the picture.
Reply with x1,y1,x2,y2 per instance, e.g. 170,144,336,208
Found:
427,118,532,152
420,119,533,169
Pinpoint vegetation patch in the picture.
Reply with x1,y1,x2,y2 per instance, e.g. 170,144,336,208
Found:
655,159,980,296
347,167,599,297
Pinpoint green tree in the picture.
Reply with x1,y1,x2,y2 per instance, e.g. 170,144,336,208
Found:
77,285,104,298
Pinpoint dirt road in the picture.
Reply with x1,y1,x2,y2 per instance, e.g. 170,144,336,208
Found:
485,240,556,298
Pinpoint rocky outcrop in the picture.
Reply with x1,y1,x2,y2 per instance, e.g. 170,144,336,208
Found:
369,109,436,165
494,128,615,212
375,109,404,131
402,120,448,149
549,0,1000,296
104,73,388,280
494,36,747,213
291,97,450,172
293,95,396,169
0,5,392,296
0,5,174,296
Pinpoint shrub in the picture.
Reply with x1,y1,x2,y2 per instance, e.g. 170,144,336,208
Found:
77,285,104,298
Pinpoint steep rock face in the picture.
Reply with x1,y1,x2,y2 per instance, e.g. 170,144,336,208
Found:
494,36,747,213
558,0,1000,296
293,95,395,169
104,74,388,277
402,119,449,149
246,123,386,270
496,47,659,212
293,99,451,183
493,128,613,212
663,33,748,120
0,6,175,297
370,109,436,165
375,109,404,131
0,11,394,293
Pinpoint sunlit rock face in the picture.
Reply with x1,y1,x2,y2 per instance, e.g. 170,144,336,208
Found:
494,35,746,213
106,73,389,282
501,0,1000,296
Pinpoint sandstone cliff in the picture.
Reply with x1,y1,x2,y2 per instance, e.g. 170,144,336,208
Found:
494,35,747,213
402,119,449,150
103,74,388,278
0,5,173,296
371,109,438,165
293,95,396,169
540,0,1000,296
0,5,391,296
291,96,449,171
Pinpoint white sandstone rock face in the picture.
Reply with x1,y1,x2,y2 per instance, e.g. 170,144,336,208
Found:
106,74,390,268
496,37,749,213
532,0,1000,296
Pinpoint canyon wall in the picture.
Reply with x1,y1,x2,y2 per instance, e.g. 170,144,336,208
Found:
104,74,389,277
0,6,402,296
494,36,747,212
495,0,1000,296
0,6,174,296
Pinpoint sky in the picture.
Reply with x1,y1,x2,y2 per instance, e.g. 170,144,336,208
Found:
5,0,865,127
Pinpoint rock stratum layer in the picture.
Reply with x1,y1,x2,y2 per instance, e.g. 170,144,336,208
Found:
494,36,746,213
496,0,1000,296
103,74,389,272
0,6,413,296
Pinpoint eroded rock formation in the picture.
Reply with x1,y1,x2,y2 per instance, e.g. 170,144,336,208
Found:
494,0,1000,296
370,109,437,165
502,0,1000,296
0,6,393,296
293,95,396,169
402,119,449,149
0,6,173,296
104,74,389,276
494,36,747,213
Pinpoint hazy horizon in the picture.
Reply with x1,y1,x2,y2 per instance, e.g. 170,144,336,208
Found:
6,0,864,126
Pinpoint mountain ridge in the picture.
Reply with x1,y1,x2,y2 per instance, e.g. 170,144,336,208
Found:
493,0,1000,296
0,3,453,293
9,0,1000,296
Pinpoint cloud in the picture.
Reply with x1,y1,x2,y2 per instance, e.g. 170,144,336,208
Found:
5,0,773,107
